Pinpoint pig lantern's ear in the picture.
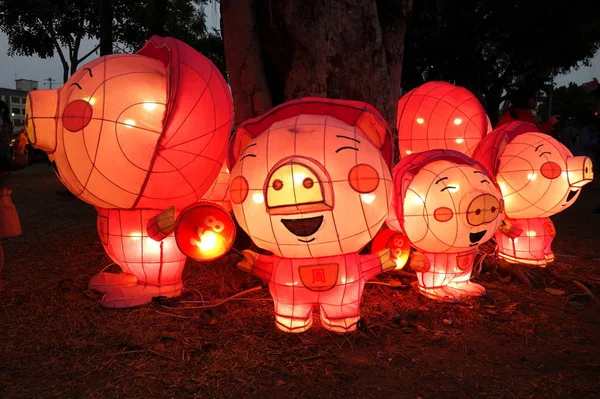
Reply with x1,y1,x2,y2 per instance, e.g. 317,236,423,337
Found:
227,127,255,170
356,110,387,149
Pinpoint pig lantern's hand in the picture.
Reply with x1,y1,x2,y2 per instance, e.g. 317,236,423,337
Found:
377,248,397,272
409,251,430,273
238,250,258,273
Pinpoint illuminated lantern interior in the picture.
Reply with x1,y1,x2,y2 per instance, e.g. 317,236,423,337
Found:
230,98,396,333
473,122,594,266
25,36,234,307
387,149,504,302
370,229,411,270
397,81,489,157
201,161,232,213
175,201,236,261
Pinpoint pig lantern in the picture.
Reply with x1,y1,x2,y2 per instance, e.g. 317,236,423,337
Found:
229,98,396,333
473,122,593,266
397,81,489,157
25,36,234,307
387,150,504,302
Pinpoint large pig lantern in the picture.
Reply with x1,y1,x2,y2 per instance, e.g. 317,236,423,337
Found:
229,98,396,333
397,81,489,157
473,122,593,266
25,36,234,307
387,150,504,302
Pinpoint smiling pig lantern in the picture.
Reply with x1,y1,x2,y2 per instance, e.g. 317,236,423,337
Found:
229,98,396,333
473,122,593,266
24,36,234,307
387,150,504,302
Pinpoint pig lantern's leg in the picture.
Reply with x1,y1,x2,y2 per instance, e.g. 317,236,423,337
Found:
447,269,486,296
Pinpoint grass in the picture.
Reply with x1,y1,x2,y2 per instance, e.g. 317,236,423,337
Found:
1,164,600,398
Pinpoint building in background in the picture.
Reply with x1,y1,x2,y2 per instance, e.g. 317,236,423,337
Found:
0,79,39,132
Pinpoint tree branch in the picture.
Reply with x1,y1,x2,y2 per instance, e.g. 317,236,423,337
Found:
77,44,100,63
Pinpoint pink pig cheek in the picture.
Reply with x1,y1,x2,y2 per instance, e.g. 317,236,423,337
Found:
230,176,249,204
348,164,380,193
433,207,454,222
62,100,93,132
540,161,562,179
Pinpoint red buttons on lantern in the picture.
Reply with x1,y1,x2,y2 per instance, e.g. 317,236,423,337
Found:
175,201,236,261
540,161,562,179
62,100,93,132
348,164,380,193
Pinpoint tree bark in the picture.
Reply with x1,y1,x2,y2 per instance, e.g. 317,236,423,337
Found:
149,0,168,38
221,0,412,127
99,0,114,56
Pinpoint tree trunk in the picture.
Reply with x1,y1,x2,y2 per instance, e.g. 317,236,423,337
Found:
99,0,113,56
149,0,168,37
221,0,412,128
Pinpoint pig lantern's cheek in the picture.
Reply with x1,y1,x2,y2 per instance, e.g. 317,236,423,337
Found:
62,100,93,132
348,164,379,193
434,207,454,222
540,161,562,179
230,176,249,204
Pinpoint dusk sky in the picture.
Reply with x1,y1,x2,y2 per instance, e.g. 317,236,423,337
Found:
0,6,598,91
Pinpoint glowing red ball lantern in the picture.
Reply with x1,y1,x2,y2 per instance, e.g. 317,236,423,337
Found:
175,201,236,261
229,98,396,333
397,81,489,157
25,36,233,307
473,121,594,266
387,150,504,302
370,230,410,270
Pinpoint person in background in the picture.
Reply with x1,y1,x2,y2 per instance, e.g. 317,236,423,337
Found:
496,85,559,134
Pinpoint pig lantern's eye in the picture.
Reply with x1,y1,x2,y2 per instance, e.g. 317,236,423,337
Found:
272,179,284,191
62,99,93,132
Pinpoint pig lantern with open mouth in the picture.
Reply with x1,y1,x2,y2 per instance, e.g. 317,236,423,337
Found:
229,98,396,333
387,150,504,302
25,36,234,307
473,121,594,266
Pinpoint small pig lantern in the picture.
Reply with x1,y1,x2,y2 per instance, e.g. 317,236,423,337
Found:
229,98,396,333
25,36,235,307
397,81,489,157
473,121,594,266
387,150,504,302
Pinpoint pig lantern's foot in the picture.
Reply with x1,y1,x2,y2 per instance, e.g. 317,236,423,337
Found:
418,286,461,303
320,312,360,333
100,281,184,308
89,271,138,294
275,315,314,334
448,280,486,297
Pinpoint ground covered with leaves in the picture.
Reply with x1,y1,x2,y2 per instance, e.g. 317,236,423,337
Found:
1,165,600,398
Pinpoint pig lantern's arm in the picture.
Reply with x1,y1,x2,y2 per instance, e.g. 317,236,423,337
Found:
238,250,274,282
359,248,396,280
498,217,523,239
146,206,177,242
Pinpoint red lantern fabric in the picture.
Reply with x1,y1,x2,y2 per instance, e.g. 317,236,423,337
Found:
473,123,594,266
229,98,396,333
201,161,232,212
387,149,504,302
175,201,236,261
370,229,410,270
26,36,234,307
397,81,488,157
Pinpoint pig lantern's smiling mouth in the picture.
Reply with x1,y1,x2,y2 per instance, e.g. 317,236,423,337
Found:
281,216,323,241
469,230,487,246
563,189,579,206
